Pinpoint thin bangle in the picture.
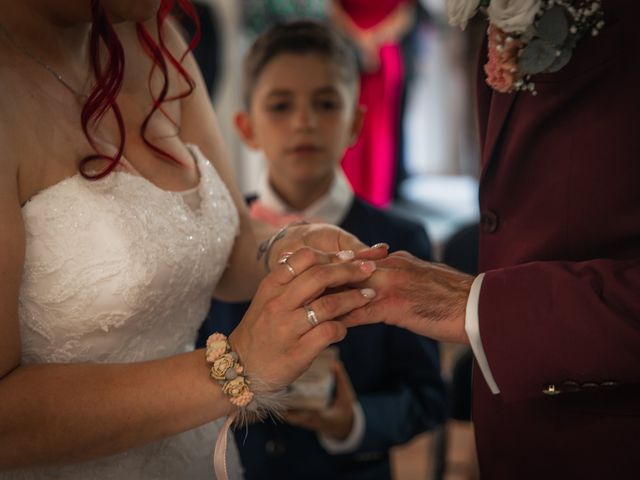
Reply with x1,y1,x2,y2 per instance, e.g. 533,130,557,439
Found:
256,220,310,273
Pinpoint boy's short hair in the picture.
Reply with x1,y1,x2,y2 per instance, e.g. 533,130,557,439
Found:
242,20,359,107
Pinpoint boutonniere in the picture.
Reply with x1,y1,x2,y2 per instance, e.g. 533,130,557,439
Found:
447,0,605,94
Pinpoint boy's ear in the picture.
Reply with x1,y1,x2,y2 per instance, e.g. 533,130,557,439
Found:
348,106,366,146
233,111,259,149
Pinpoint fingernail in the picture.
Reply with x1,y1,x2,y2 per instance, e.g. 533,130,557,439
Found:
360,288,376,299
337,250,355,261
371,242,389,250
359,260,376,273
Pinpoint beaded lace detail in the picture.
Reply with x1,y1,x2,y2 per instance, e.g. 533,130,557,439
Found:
6,144,243,479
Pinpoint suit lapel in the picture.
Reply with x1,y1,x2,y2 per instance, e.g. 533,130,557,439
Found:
480,91,518,183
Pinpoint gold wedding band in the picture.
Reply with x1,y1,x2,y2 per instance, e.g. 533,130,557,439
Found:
304,305,319,327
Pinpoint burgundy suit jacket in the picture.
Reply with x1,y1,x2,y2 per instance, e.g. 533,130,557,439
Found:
473,1,640,478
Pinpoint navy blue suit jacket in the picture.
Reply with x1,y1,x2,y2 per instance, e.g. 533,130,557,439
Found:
197,197,446,480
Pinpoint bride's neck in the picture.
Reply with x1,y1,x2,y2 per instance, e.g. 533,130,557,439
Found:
1,0,92,64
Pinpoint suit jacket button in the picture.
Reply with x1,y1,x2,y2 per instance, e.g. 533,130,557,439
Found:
265,440,286,457
480,210,499,233
543,384,561,395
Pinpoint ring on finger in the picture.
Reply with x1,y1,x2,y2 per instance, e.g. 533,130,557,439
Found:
278,253,296,277
304,304,319,327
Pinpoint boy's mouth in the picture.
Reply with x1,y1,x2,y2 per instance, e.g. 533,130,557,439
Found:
288,144,321,155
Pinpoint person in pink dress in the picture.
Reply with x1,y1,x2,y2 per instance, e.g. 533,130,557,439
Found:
330,0,415,208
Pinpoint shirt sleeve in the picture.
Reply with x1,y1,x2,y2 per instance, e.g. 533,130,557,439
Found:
464,273,500,394
317,401,365,454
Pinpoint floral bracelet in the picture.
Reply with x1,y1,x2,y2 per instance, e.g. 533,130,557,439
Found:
208,333,287,480
205,333,254,408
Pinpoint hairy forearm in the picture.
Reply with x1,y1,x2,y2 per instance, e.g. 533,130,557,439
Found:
0,350,231,469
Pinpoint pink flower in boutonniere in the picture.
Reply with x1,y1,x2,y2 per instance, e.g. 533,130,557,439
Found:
484,24,524,93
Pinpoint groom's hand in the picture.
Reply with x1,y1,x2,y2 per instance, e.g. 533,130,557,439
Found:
342,251,474,344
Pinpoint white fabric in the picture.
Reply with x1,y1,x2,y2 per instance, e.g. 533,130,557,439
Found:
256,168,354,225
464,273,500,394
7,144,243,479
317,401,366,454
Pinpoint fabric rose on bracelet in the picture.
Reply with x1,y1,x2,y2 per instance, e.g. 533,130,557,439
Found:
447,0,481,29
206,333,228,362
488,0,542,33
211,353,237,381
223,376,254,407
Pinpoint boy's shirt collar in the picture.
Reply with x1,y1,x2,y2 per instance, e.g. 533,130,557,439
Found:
255,169,354,226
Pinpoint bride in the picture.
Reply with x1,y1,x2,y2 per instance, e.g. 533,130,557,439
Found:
0,0,387,478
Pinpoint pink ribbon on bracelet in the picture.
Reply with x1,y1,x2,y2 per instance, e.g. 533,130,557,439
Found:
213,412,237,480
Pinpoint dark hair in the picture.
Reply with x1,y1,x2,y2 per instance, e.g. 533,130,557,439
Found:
80,0,199,179
242,20,358,108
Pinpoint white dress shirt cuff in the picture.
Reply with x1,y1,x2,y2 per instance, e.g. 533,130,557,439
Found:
318,401,365,454
465,273,500,394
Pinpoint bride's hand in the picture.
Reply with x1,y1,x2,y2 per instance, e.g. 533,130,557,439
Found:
264,223,390,272
229,247,377,389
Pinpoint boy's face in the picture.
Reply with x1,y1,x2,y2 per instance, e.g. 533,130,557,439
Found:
236,53,362,191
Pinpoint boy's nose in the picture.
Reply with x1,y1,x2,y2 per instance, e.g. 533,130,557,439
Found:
293,105,317,130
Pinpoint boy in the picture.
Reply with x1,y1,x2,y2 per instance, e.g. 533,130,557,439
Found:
198,20,446,480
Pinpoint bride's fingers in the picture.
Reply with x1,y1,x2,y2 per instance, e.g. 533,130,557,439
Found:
354,243,390,261
272,247,360,285
288,287,377,337
280,259,377,310
294,320,348,366
271,247,330,285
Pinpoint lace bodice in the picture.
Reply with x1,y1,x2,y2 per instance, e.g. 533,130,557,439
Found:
6,144,243,479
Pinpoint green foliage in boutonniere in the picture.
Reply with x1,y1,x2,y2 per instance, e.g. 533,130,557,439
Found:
448,0,605,94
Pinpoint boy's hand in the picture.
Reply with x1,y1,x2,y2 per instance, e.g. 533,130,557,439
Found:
284,361,356,440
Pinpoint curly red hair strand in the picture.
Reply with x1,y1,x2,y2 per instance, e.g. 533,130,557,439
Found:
136,0,200,163
80,0,200,179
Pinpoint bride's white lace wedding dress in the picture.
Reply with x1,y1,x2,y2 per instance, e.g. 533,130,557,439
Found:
5,144,243,479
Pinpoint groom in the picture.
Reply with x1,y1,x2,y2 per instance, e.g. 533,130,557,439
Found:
344,0,640,478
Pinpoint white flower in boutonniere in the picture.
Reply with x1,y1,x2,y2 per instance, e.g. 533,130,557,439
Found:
487,0,541,33
447,0,605,94
447,0,482,29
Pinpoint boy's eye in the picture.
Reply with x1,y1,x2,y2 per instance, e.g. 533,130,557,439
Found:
315,98,341,111
267,102,290,113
